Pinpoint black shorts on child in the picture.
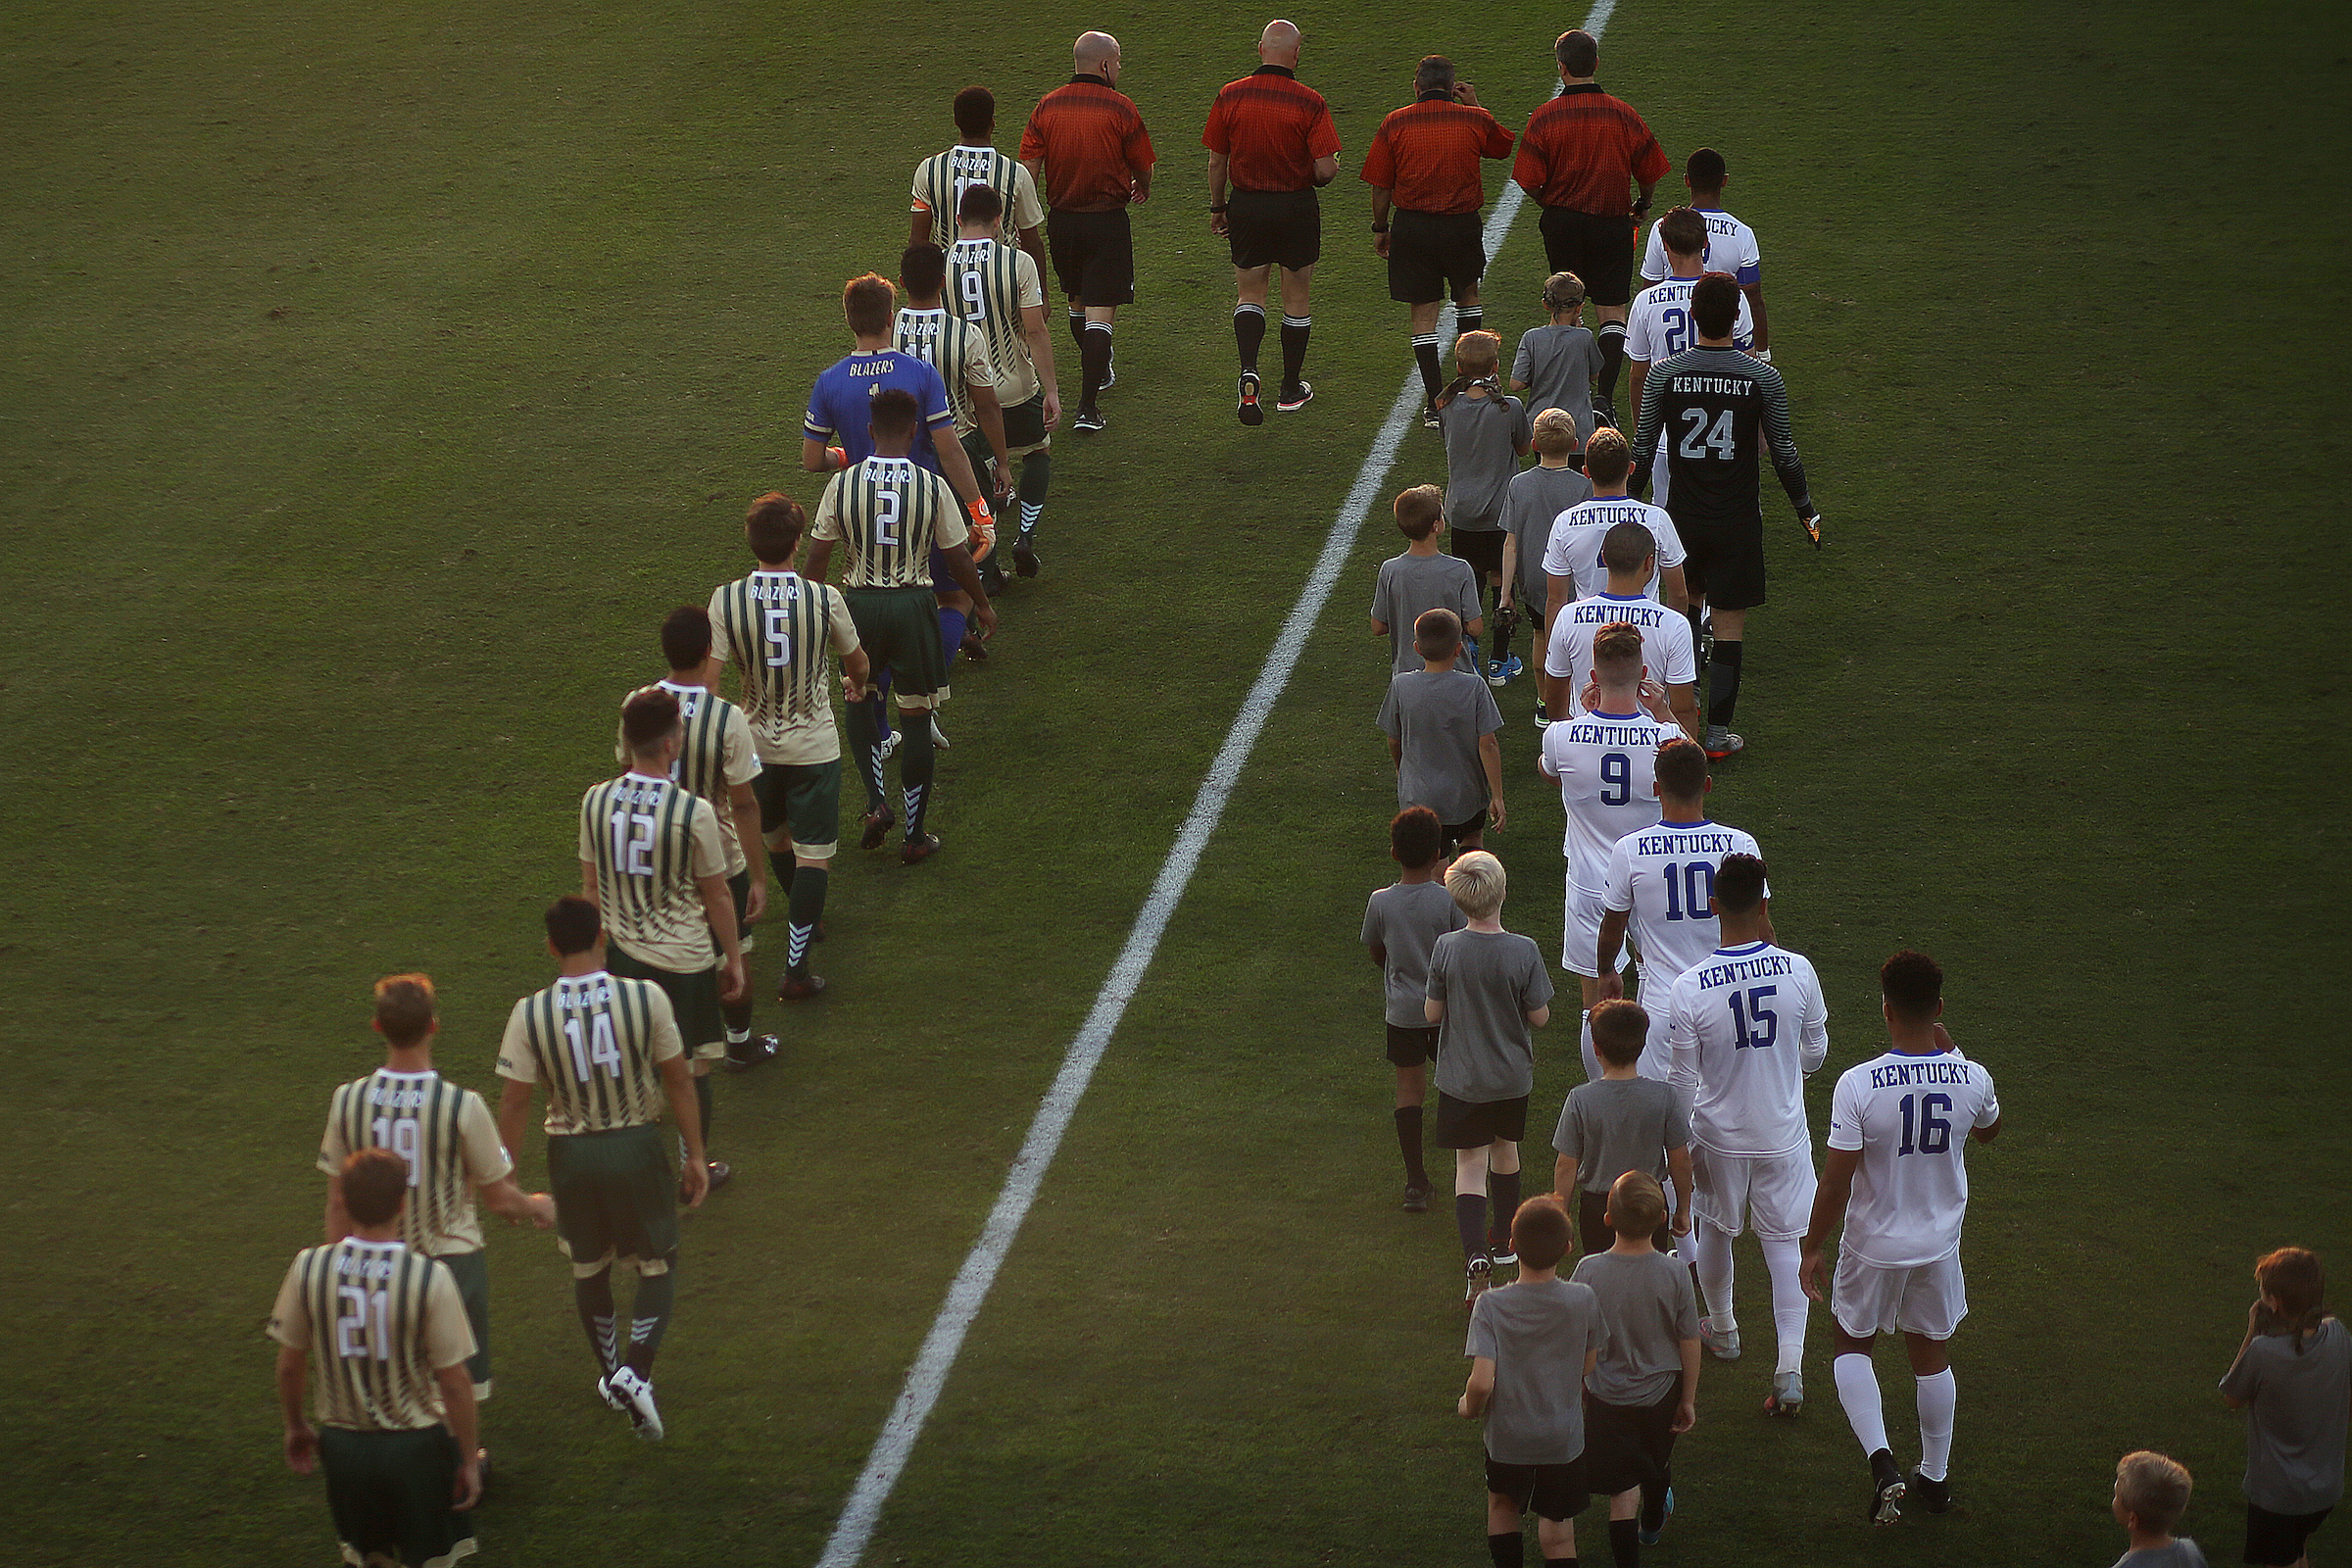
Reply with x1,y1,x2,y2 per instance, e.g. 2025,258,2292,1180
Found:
1581,1382,1682,1496
1385,1022,1440,1067
1435,1091,1528,1148
1485,1452,1589,1522
2246,1502,2332,1567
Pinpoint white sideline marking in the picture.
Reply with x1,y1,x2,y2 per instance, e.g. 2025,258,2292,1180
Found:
813,10,1612,1559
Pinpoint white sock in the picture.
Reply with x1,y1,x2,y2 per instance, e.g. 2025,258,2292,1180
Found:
1691,1222,1735,1325
1835,1351,1890,1457
1916,1368,1956,1481
1760,1237,1808,1375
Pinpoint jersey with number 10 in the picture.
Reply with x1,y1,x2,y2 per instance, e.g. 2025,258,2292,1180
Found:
810,456,966,590
1631,346,1813,528
1538,708,1684,891
1667,939,1829,1157
1601,818,1767,988
1826,1049,2000,1267
496,970,684,1136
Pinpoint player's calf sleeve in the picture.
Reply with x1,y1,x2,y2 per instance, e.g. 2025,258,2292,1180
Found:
623,1263,675,1376
1760,1236,1809,1375
1608,1514,1641,1567
1079,321,1113,408
1490,1170,1522,1242
1834,1351,1892,1457
1915,1369,1956,1481
1707,640,1743,727
1454,1194,1488,1261
1232,302,1265,371
1596,320,1628,400
1412,333,1444,404
899,716,936,839
1279,315,1311,388
785,865,827,977
1488,1532,1525,1568
939,605,967,662
1579,1010,1601,1082
722,994,753,1035
573,1268,617,1372
845,700,885,808
1394,1104,1428,1186
1690,1221,1735,1324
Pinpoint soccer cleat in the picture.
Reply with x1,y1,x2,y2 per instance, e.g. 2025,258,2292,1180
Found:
929,714,951,749
596,1372,626,1413
1592,396,1618,430
1237,370,1263,425
1703,726,1744,760
1422,404,1442,430
1764,1369,1803,1416
1276,381,1314,412
1868,1449,1907,1525
703,1158,732,1195
1401,1180,1431,1213
1484,655,1524,687
1533,703,1549,728
901,832,943,866
1011,535,1040,578
1699,1315,1741,1360
1910,1470,1954,1515
958,631,989,662
606,1365,664,1442
1071,408,1107,433
1486,1234,1518,1266
776,972,826,1002
876,729,903,762
1639,1485,1673,1545
1464,1253,1494,1309
724,1034,779,1071
858,806,895,850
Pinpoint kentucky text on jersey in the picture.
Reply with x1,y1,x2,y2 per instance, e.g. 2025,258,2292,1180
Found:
1868,1058,1974,1089
1566,600,1676,628
1691,951,1797,990
1633,827,1743,857
1554,717,1662,746
1670,375,1752,395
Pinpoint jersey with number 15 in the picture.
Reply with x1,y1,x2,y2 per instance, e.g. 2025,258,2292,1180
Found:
1667,939,1829,1157
1826,1048,2000,1268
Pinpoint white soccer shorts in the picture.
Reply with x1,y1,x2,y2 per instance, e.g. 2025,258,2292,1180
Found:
1561,874,1636,979
1831,1250,1968,1341
1690,1144,1817,1241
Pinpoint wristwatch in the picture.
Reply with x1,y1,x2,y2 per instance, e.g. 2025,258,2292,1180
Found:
1371,221,1390,233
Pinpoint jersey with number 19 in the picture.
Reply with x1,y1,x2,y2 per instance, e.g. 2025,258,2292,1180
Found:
496,970,684,1136
1826,1049,2000,1268
1667,940,1829,1157
810,455,967,590
707,570,860,767
317,1071,511,1256
947,235,1047,408
577,771,727,973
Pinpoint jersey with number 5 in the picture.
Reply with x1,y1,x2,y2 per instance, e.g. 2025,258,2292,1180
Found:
1827,1050,2000,1267
1629,345,1813,528
708,570,861,766
1667,940,1829,1156
1539,708,1685,891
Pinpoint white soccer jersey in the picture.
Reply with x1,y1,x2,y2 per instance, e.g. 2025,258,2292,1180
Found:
1668,940,1829,1157
1602,817,1767,986
1543,593,1698,719
1641,207,1762,286
1538,708,1685,891
1626,273,1755,363
1827,1050,2001,1268
1540,496,1687,603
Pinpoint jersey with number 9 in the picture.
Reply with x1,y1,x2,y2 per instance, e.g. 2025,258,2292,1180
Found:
1539,708,1686,892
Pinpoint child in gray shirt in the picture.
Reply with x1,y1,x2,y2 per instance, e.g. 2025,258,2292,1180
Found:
1497,410,1594,726
1370,483,1483,676
1361,806,1465,1213
1378,610,1504,856
1552,1001,1692,1257
1436,330,1532,686
1571,1172,1700,1560
2222,1248,2348,1567
2110,1450,2209,1568
1510,271,1602,444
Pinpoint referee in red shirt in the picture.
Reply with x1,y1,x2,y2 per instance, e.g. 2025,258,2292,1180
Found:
1020,30,1155,434
1360,55,1515,424
1202,20,1340,424
1512,27,1669,426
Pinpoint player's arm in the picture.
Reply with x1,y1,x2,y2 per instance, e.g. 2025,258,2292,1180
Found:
1544,570,1578,639
931,417,988,512
1017,224,1048,280
802,436,848,475
1741,281,1769,353
1667,1143,1693,1234
1595,907,1630,1001
495,1078,534,1166
275,1343,316,1474
1627,359,1649,429
1629,376,1668,492
659,1053,710,1205
578,858,599,906
1798,1145,1862,1300
1205,150,1230,235
432,1364,481,1507
1480,730,1506,831
1020,301,1061,427
1659,563,1690,616
695,871,745,1003
1672,1329,1700,1432
1457,1354,1495,1418
477,1172,551,1228
1755,896,1775,946
1759,372,1816,518
1368,186,1394,257
728,779,765,921
1667,681,1701,743
906,208,930,251
840,642,872,704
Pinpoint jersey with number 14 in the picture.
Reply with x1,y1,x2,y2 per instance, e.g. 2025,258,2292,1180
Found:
496,970,684,1136
1827,1049,1999,1268
577,772,726,972
948,236,1046,408
707,570,859,767
1539,708,1685,890
1667,940,1829,1157
317,1070,510,1256
811,456,967,590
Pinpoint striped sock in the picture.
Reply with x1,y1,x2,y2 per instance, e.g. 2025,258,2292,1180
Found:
1080,320,1114,410
1279,314,1311,391
1411,332,1443,405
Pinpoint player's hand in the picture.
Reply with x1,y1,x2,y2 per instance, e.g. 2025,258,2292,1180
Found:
743,879,768,924
681,1155,710,1209
283,1422,318,1475
717,956,746,1004
1487,797,1506,831
970,597,999,641
1372,231,1391,260
1579,672,1602,712
1456,1394,1477,1418
1129,175,1149,205
1799,1245,1827,1301
1208,211,1228,237
525,1192,556,1229
1637,675,1670,716
1595,971,1625,1002
1042,388,1062,430
453,1454,482,1510
1671,1400,1696,1435
1452,79,1480,106
842,674,864,704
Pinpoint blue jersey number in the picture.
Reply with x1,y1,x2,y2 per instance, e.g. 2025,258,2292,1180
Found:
1658,860,1715,921
1661,305,1690,356
1599,752,1631,806
1896,1093,1952,1154
1727,984,1778,1049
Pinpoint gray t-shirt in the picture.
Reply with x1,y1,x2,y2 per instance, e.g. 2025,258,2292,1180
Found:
1466,1275,1603,1465
1378,668,1503,827
1360,878,1467,1028
1427,928,1553,1102
1499,464,1593,607
1372,550,1482,675
1552,1076,1690,1194
2111,1542,2210,1568
1439,390,1531,530
1570,1249,1699,1406
2222,1318,2350,1513
1511,323,1600,438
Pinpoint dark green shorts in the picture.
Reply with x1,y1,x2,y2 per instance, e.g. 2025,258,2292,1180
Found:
844,585,946,698
547,1125,679,1270
318,1424,474,1568
434,1249,491,1396
755,760,844,856
960,396,1048,474
607,944,725,1060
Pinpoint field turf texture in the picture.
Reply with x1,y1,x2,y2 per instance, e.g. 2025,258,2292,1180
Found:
3,0,2345,1563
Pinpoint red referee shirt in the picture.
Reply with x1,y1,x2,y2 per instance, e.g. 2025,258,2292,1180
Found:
1512,83,1669,217
1359,93,1515,216
1020,74,1155,214
1201,64,1340,194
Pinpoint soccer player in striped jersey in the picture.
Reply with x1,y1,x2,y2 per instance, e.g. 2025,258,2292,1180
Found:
1542,427,1689,621
1638,148,1769,355
619,606,778,1065
953,182,1060,577
897,241,1006,661
808,389,994,862
271,1148,481,1564
1541,520,1700,738
1665,853,1828,1418
496,898,709,1441
318,973,550,1477
1539,621,1687,1086
909,85,1048,276
708,494,868,999
580,686,747,1192
1625,206,1756,507
1802,950,2001,1524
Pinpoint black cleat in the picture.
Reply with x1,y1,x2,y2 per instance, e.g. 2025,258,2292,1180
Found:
1276,380,1314,412
1868,1448,1907,1525
724,1034,779,1070
1909,1470,1953,1515
1012,536,1040,577
776,972,826,1002
1592,396,1619,430
958,630,989,662
1237,370,1263,425
1487,1234,1518,1267
901,832,943,865
858,806,895,850
1072,409,1107,433
1401,1180,1431,1213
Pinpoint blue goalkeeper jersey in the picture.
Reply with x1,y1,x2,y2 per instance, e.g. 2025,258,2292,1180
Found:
803,350,956,473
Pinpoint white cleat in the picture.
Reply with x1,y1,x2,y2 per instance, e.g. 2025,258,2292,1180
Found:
606,1364,664,1441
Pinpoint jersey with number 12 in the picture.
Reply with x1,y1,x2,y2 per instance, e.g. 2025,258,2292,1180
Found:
1826,1049,2000,1267
576,772,726,972
1667,939,1829,1157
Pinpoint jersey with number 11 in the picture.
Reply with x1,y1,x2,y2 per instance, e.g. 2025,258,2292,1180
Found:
1826,1049,2000,1267
1667,939,1829,1157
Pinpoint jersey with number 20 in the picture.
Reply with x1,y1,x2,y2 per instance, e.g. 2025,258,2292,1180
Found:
1826,1049,2000,1268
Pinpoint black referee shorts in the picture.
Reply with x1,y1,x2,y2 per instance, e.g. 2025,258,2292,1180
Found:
1046,208,1136,307
1540,205,1639,307
1227,187,1321,271
1388,208,1485,305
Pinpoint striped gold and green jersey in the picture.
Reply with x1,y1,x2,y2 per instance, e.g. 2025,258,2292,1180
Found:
317,1071,511,1257
892,307,995,435
495,970,684,1136
576,771,728,973
268,1239,475,1431
947,236,1046,408
612,681,759,876
809,457,967,590
908,143,1044,251
707,570,862,766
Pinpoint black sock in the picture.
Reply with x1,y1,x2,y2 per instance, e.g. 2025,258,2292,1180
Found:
786,864,827,976
722,992,753,1036
573,1268,617,1373
1412,333,1444,405
1457,307,1485,336
1491,1169,1522,1244
1394,1106,1427,1186
900,714,937,839
1640,1474,1668,1532
766,847,796,893
1609,1516,1641,1567
845,699,886,808
1488,1531,1525,1568
1455,1193,1488,1260
1685,605,1704,649
1017,450,1051,541
1080,322,1113,412
695,1072,713,1146
1279,315,1311,390
623,1264,675,1376
1597,320,1628,402
1066,308,1085,358
1545,1557,1581,1568
1708,639,1743,727
1233,303,1265,372
1491,586,1513,664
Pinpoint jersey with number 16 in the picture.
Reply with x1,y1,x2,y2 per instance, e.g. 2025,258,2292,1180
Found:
1826,1049,2000,1268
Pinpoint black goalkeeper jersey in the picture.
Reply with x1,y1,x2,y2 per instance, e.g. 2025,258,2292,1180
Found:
1629,346,1814,526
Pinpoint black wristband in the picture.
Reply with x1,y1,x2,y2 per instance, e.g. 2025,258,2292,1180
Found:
1209,204,1227,213
1371,222,1390,233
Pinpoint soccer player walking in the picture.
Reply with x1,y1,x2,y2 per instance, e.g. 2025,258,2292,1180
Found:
950,184,1060,577
1638,148,1769,355
896,240,1007,632
1624,206,1756,505
1360,54,1515,424
1021,31,1155,432
1203,19,1340,422
1801,949,2002,1525
1541,522,1699,735
1512,28,1669,427
908,85,1048,277
496,898,711,1441
1542,427,1689,618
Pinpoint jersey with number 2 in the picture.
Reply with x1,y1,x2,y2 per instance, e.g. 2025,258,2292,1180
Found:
1826,1050,2000,1268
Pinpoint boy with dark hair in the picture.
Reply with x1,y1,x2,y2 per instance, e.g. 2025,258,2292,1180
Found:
1362,805,1466,1212
909,84,1048,270
2110,1451,2207,1567
1551,1000,1690,1256
1372,484,1484,676
1436,330,1534,685
1459,1194,1601,1568
1637,147,1767,356
1379,609,1506,856
1498,409,1593,725
1572,1172,1701,1563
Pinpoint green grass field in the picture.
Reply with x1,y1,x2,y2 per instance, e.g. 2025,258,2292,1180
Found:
5,0,2347,1563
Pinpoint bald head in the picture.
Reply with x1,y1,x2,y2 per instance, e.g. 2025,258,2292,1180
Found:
1258,19,1300,65
1074,30,1120,74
